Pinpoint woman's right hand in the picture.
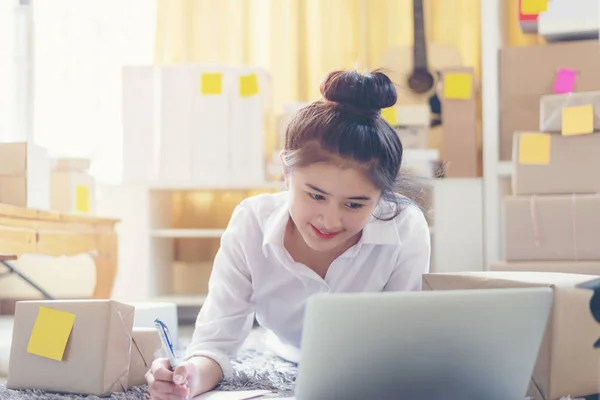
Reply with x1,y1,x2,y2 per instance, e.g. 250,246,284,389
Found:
146,356,223,400
146,358,197,400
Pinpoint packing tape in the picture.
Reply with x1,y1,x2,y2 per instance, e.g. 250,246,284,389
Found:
107,304,134,393
571,194,579,261
528,194,579,260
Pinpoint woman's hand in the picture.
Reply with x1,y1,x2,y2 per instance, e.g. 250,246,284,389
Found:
146,358,195,400
146,356,224,399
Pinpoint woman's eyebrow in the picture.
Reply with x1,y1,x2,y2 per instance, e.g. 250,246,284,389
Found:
305,183,371,201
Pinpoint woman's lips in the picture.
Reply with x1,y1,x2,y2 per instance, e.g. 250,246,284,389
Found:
311,224,341,239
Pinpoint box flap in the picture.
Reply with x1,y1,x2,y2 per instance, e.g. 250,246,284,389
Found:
423,271,600,290
128,328,161,387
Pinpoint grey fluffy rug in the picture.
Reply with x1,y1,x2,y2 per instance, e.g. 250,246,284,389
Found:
0,347,297,399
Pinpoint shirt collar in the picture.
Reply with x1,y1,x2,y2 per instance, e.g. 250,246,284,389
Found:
261,193,401,257
360,214,401,245
262,198,291,257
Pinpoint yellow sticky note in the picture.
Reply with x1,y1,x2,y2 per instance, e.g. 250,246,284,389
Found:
75,185,90,213
521,0,548,14
518,133,551,165
562,104,594,136
200,73,222,95
27,306,76,361
239,73,259,97
381,107,397,126
443,73,472,100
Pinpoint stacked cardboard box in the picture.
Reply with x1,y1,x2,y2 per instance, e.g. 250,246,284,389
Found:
492,91,600,400
50,158,96,214
497,90,600,276
0,142,50,210
499,40,600,161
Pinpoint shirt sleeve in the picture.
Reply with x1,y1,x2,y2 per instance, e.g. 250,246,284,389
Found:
383,206,431,292
183,204,255,378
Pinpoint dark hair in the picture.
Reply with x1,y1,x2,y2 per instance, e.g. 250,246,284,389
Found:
282,69,432,221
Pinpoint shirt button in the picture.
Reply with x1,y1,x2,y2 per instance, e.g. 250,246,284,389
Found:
322,286,330,292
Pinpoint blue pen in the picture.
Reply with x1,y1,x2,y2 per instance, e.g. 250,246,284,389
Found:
154,318,179,371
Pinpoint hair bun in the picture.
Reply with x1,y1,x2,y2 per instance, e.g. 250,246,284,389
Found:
320,70,397,111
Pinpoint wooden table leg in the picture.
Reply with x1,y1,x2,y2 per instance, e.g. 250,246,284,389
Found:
92,232,118,299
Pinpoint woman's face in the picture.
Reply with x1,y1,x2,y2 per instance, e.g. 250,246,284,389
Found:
284,161,382,254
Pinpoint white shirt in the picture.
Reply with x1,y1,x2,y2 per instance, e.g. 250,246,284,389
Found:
184,191,431,377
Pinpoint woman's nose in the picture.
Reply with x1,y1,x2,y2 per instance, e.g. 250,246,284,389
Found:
320,206,343,231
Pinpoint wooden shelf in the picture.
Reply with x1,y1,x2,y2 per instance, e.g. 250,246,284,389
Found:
151,229,225,238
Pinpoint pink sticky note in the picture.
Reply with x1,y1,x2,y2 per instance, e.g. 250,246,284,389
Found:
553,68,577,93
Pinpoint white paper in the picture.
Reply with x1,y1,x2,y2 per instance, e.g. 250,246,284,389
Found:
229,67,269,183
188,66,232,183
159,66,193,182
193,389,272,400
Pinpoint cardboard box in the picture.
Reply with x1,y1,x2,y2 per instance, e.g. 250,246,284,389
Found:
440,67,480,177
539,91,600,134
0,142,50,210
503,194,600,261
52,158,91,173
512,132,600,195
492,261,600,276
422,271,600,400
172,261,213,296
50,171,96,214
499,40,600,160
7,300,134,396
128,327,161,387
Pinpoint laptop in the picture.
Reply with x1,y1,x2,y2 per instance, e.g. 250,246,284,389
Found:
291,287,553,400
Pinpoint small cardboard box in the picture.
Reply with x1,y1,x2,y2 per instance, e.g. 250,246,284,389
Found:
7,300,134,396
440,67,480,178
422,271,600,400
128,327,161,387
0,142,50,210
503,194,600,261
492,261,600,276
512,132,600,195
50,171,96,214
539,91,600,134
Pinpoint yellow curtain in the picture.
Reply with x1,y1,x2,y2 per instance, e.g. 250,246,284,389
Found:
154,0,483,239
155,0,481,108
